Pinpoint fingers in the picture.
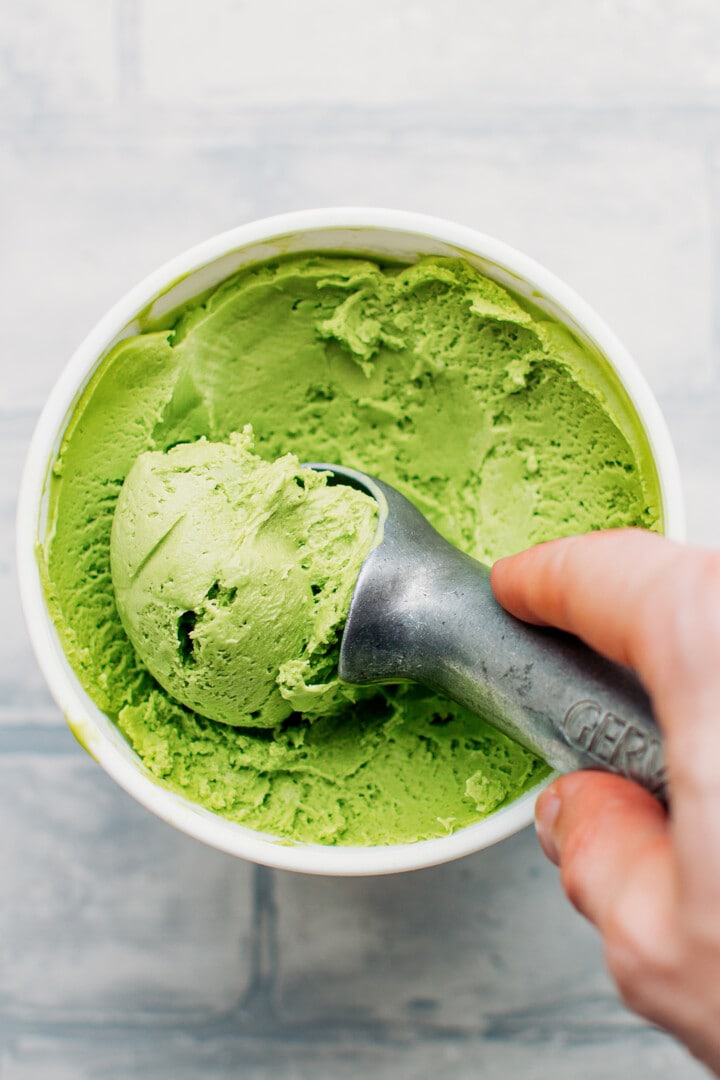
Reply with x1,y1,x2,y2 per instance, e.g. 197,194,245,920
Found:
512,534,720,1071
493,531,720,908
535,771,671,935
536,772,690,1042
490,529,680,676
538,775,720,1076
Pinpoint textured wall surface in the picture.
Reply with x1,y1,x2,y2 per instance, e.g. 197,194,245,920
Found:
2,2,718,1077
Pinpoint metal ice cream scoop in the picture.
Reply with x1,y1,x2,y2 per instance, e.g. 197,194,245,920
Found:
308,463,666,803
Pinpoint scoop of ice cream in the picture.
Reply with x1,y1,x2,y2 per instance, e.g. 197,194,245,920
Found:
110,428,378,727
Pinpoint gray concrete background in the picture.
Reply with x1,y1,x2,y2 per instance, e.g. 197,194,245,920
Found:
2,2,718,1076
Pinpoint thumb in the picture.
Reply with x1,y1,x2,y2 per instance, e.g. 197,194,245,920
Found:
535,771,670,934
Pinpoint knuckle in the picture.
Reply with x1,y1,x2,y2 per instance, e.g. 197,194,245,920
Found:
605,935,649,1011
691,555,720,647
605,936,656,1016
698,548,720,590
636,549,720,692
681,552,720,636
603,903,678,1015
684,922,720,972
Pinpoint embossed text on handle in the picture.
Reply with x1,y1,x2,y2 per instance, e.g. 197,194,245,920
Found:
562,699,666,797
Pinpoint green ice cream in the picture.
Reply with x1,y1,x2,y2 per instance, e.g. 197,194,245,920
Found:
110,430,378,727
43,254,661,845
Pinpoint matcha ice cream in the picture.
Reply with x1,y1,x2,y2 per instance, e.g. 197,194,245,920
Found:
43,254,660,845
110,430,378,727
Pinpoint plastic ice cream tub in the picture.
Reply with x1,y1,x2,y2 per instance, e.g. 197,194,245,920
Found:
17,208,685,876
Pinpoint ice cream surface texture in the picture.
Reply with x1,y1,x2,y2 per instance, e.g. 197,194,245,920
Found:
43,254,661,845
110,430,378,728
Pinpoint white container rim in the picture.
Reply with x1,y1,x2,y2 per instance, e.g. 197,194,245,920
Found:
17,207,685,875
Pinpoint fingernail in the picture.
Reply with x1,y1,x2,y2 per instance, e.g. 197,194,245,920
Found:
535,790,561,865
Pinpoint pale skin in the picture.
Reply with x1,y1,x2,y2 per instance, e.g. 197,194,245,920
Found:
491,529,720,1075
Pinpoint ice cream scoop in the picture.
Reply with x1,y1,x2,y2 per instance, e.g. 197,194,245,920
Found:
309,463,666,802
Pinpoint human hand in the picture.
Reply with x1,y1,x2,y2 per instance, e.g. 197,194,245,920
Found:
491,529,720,1075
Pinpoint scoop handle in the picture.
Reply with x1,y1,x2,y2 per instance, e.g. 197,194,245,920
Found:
421,549,666,801
339,487,666,801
